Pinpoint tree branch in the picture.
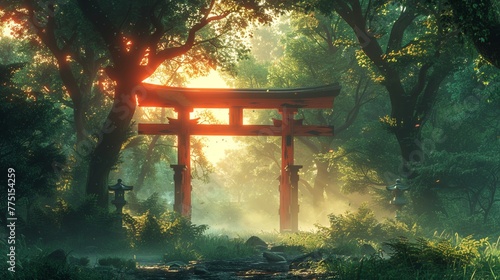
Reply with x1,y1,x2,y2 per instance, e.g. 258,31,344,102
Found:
386,6,417,53
414,64,452,123
75,0,122,61
409,62,432,100
148,10,230,74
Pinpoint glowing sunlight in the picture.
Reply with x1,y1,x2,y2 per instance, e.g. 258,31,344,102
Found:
187,71,240,163
187,70,228,88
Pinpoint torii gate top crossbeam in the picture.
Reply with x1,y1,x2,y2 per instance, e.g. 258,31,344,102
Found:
137,83,341,109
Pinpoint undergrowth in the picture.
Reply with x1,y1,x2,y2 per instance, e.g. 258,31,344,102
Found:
316,235,500,279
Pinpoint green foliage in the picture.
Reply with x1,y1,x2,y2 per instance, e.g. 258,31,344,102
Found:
224,56,270,88
128,211,163,249
387,236,483,269
265,13,349,88
24,196,124,249
413,150,500,223
276,232,324,253
409,62,500,230
317,234,500,279
188,235,255,260
123,210,208,251
323,125,399,195
0,63,66,205
163,235,256,262
448,0,500,68
126,192,169,217
162,241,201,263
319,204,421,255
324,203,383,243
0,251,104,280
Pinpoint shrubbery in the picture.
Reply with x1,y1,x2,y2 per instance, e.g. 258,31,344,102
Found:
123,210,208,251
346,235,497,279
318,203,420,255
315,205,500,279
23,196,123,250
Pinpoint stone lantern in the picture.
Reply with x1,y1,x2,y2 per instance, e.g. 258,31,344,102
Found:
108,179,133,214
386,179,409,217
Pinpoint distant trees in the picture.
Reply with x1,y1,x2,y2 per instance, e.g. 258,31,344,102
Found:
0,63,65,225
221,1,499,224
412,63,500,224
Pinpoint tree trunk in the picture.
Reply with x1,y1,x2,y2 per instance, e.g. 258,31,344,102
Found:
311,160,330,209
86,81,138,207
391,115,422,178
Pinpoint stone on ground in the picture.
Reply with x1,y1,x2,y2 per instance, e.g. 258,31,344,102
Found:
263,251,287,263
245,236,267,247
46,249,66,264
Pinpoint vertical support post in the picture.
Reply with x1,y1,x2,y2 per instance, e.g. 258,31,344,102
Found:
170,164,186,213
279,107,297,232
176,107,192,217
287,165,302,232
229,107,243,126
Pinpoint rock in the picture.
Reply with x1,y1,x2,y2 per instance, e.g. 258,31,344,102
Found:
270,245,286,252
68,256,90,266
263,251,286,263
165,261,188,271
254,245,268,252
193,265,209,275
245,236,267,247
271,244,305,253
46,249,66,264
290,250,324,269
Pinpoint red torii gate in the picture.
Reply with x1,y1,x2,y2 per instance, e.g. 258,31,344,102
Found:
137,83,341,232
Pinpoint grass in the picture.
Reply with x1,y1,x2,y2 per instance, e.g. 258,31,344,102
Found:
162,234,258,262
3,228,500,279
0,252,114,280
314,235,500,280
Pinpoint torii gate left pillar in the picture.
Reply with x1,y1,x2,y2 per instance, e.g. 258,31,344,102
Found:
173,107,193,217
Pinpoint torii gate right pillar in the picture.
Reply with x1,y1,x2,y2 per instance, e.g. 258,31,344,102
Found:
176,107,193,217
279,107,298,232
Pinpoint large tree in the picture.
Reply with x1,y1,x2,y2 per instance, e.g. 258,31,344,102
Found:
6,0,284,207
80,0,282,207
2,0,114,197
305,0,466,180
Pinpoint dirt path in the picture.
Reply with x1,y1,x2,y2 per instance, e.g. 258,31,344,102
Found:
128,252,330,279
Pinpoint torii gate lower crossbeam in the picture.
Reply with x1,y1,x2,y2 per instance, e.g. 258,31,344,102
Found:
136,83,341,232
